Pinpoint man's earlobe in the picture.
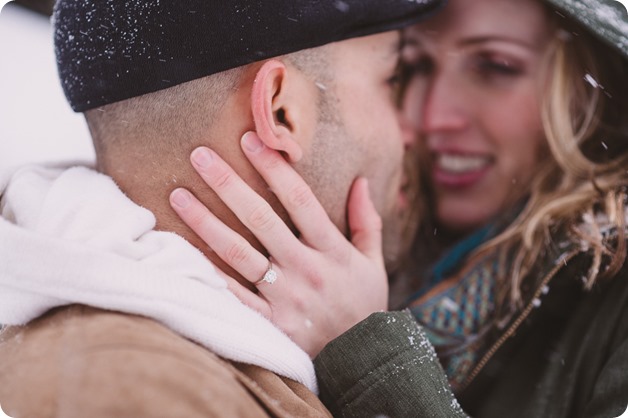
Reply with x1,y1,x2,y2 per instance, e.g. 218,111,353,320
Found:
251,60,303,162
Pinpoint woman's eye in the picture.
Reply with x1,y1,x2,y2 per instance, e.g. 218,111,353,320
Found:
473,54,523,78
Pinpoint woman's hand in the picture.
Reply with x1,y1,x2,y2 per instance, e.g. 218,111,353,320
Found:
169,131,388,357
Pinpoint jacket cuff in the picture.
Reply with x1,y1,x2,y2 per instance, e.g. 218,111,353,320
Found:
314,310,467,418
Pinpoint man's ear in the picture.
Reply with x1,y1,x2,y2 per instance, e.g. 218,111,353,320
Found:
251,60,309,163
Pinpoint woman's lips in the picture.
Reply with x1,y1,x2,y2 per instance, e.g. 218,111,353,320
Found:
432,152,492,188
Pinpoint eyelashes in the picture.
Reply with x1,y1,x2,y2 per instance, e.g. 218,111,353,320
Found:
398,51,525,85
471,53,524,78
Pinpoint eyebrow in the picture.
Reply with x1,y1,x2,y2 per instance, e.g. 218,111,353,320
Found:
458,35,536,50
401,32,538,53
400,30,431,55
400,32,418,49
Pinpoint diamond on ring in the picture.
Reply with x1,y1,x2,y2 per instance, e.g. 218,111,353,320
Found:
255,261,277,286
262,268,277,284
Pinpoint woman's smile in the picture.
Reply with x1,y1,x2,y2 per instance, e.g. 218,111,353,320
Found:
432,152,493,188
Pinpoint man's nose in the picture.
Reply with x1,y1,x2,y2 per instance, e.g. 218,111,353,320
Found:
399,79,423,147
399,111,416,148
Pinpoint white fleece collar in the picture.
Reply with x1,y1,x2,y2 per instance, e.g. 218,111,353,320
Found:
0,164,317,392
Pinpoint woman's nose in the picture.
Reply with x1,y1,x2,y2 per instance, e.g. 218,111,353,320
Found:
420,73,468,135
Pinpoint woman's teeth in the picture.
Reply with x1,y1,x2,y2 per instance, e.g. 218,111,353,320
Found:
437,153,490,173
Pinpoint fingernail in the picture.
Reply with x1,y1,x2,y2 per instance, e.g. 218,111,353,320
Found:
171,188,191,209
191,147,213,168
242,132,264,153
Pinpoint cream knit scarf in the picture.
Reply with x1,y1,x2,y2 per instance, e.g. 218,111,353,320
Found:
0,164,317,392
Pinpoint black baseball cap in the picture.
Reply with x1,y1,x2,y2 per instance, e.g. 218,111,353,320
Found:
53,0,445,112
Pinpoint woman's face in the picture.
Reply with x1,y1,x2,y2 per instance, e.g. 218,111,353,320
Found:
401,0,554,234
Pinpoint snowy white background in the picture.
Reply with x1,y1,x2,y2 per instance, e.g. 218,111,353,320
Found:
0,1,95,175
0,1,627,416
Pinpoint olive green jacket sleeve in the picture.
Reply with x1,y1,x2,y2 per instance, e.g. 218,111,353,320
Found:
314,311,468,418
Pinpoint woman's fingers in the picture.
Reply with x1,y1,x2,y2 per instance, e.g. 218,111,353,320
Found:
190,244,275,318
240,132,344,251
170,188,271,285
168,141,390,358
347,178,385,266
227,279,273,318
189,146,302,259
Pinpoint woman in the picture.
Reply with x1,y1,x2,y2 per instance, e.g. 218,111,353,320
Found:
170,0,628,416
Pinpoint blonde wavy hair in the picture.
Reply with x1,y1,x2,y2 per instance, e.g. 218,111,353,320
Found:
475,15,628,310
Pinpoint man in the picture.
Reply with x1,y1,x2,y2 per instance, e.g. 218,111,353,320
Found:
0,0,442,416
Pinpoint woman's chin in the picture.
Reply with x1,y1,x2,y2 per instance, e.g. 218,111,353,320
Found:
436,207,491,236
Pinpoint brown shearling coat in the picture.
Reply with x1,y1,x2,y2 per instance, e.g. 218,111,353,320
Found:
0,305,331,418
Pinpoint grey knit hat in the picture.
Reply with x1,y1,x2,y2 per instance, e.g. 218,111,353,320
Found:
544,0,628,60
